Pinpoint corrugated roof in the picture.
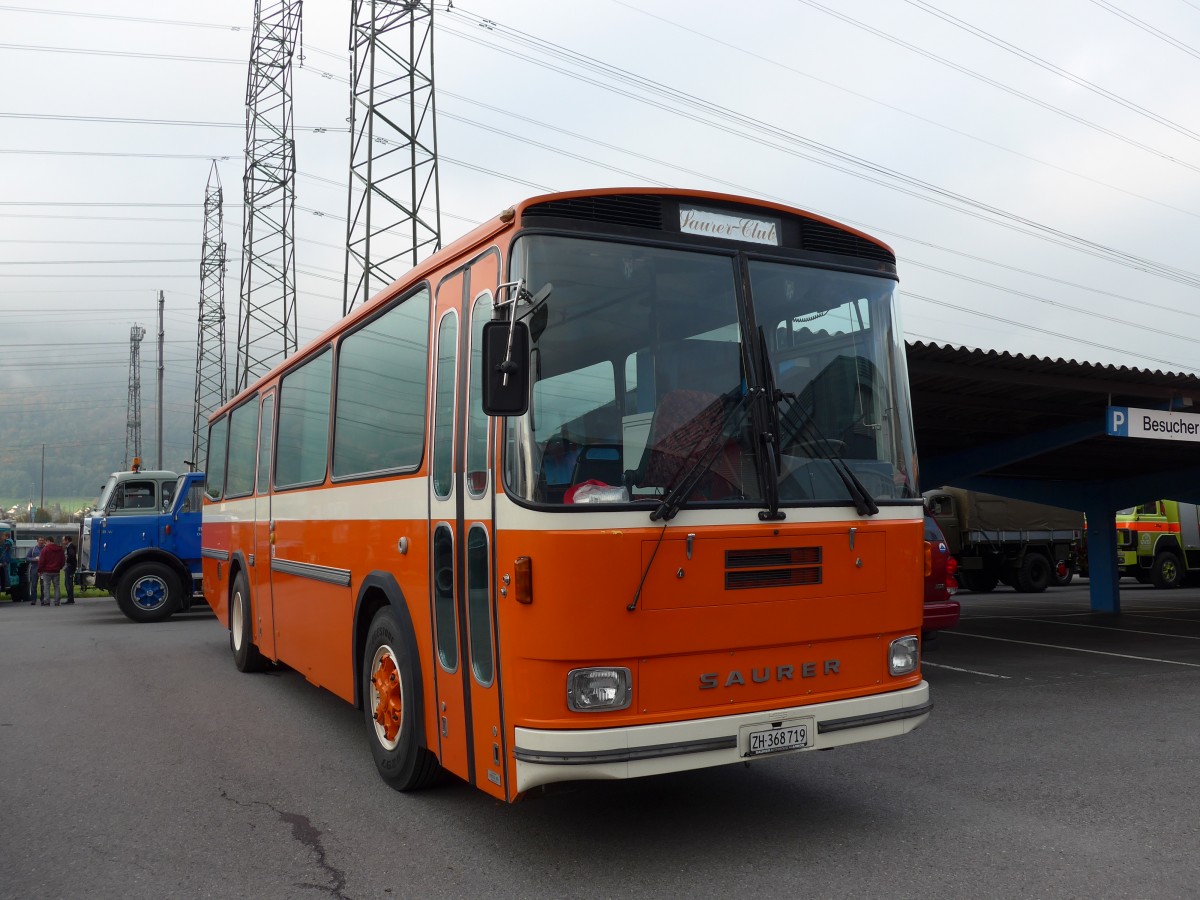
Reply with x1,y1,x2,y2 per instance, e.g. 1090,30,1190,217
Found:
906,341,1200,490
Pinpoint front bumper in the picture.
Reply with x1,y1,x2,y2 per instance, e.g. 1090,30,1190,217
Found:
513,681,930,792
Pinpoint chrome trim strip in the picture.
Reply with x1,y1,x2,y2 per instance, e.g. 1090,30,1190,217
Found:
201,548,230,561
818,700,934,734
271,556,352,587
513,735,736,766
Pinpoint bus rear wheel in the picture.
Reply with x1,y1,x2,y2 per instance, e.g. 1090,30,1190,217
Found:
230,571,267,672
363,607,440,792
115,561,181,623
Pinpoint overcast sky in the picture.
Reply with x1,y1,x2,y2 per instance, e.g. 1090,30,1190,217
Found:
4,0,1200,467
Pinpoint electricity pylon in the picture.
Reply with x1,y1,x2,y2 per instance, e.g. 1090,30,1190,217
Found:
236,0,302,392
125,324,146,470
343,0,442,315
193,161,228,471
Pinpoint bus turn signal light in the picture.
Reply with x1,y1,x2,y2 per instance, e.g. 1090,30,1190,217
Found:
514,556,532,604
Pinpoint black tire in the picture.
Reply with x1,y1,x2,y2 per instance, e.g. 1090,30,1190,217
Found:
1015,553,1051,593
961,571,998,593
229,570,267,672
1151,551,1183,589
115,561,181,622
363,606,440,792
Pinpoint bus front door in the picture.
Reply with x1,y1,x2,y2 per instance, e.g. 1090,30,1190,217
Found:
429,252,506,800
253,391,277,659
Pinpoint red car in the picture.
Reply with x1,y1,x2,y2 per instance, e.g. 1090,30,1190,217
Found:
923,511,960,640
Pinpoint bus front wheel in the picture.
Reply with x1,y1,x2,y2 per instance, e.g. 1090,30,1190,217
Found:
363,607,440,792
230,571,267,672
115,561,181,623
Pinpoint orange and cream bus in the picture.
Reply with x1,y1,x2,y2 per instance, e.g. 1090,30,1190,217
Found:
202,187,930,802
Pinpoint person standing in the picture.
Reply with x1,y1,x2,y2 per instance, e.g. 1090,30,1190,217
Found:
0,530,13,601
26,538,42,604
38,536,65,607
62,535,78,605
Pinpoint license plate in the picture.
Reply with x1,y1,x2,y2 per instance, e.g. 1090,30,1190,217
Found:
742,717,814,757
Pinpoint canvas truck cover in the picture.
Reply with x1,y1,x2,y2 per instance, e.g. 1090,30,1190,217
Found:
933,487,1083,532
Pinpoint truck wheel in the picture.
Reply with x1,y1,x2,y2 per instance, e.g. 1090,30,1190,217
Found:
363,606,440,792
1151,551,1183,589
115,561,181,622
1052,561,1074,587
230,571,267,672
1015,553,1051,593
961,572,998,593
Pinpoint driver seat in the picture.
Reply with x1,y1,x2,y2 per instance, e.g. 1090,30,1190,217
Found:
629,389,739,498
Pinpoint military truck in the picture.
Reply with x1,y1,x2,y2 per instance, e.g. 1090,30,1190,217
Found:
79,464,205,622
924,487,1083,594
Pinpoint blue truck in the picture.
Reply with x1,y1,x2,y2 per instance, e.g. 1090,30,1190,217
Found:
79,467,205,623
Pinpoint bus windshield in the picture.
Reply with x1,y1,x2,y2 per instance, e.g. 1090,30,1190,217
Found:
503,233,917,508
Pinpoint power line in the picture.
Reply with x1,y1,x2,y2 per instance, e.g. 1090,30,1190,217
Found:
439,8,1200,291
1088,0,1200,63
902,0,1200,144
792,0,1200,175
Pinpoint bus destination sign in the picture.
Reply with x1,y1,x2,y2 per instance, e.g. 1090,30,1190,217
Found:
679,204,780,245
1108,406,1200,443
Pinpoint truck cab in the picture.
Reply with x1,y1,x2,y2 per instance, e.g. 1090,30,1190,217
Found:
81,468,205,622
1116,500,1200,588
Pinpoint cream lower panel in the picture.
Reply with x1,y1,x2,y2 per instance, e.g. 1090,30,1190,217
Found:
513,681,930,792
207,478,429,523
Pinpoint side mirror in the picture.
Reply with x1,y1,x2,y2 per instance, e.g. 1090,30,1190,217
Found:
481,319,530,416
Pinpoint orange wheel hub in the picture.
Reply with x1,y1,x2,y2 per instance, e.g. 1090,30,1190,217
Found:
372,654,403,742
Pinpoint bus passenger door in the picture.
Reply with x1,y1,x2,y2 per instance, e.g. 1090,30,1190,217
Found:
429,273,471,783
253,391,277,659
461,254,505,799
428,253,506,799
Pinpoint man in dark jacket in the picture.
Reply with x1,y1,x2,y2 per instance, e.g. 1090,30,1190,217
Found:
38,537,65,607
63,536,77,605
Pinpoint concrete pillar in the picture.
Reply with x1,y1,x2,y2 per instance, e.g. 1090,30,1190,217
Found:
1082,504,1121,614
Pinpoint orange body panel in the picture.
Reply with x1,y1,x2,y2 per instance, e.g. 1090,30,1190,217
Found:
492,519,923,734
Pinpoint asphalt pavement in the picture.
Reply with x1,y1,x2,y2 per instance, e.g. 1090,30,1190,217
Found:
2,582,1198,900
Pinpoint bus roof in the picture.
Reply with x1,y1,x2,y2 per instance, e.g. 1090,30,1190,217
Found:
208,186,896,423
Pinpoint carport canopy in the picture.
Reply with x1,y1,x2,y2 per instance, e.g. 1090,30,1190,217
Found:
906,341,1200,614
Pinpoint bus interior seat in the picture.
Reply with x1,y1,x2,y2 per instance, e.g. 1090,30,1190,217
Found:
570,445,624,487
628,389,739,497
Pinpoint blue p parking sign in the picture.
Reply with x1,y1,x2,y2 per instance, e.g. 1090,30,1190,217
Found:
1108,406,1128,437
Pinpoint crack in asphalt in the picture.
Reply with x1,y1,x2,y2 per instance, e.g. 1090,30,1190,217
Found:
221,790,351,899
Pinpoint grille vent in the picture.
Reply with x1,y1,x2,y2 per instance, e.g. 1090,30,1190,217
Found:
523,195,664,230
800,220,895,264
725,547,822,590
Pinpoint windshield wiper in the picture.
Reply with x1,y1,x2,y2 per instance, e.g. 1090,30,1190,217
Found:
753,327,786,521
776,393,879,516
649,387,754,523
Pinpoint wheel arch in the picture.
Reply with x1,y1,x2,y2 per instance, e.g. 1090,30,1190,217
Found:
113,548,191,594
1153,535,1182,557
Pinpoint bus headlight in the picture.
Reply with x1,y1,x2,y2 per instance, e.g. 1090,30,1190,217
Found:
567,667,632,712
888,637,920,675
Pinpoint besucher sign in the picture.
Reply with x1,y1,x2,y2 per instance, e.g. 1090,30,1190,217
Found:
1108,406,1200,442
